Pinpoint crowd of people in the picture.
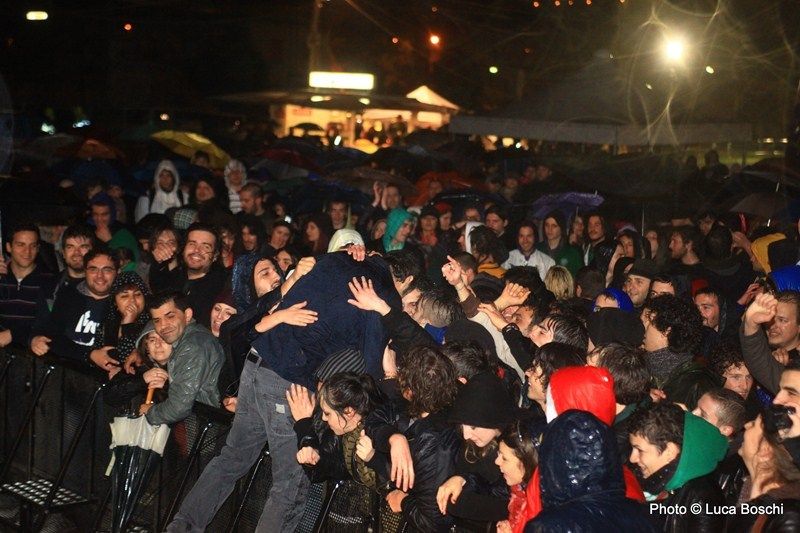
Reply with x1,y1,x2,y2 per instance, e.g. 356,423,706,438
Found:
3,147,800,532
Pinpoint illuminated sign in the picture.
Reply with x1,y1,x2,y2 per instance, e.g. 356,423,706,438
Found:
308,71,375,91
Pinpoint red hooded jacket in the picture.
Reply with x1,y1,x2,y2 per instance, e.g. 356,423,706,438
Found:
509,366,644,533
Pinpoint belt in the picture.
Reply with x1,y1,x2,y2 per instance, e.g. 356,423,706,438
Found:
246,350,269,369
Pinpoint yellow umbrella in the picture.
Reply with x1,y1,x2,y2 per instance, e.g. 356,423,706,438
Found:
151,130,230,169
353,138,379,154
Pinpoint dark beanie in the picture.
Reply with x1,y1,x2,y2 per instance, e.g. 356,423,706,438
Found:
587,307,645,347
449,371,516,429
445,319,498,362
627,259,657,280
314,348,365,382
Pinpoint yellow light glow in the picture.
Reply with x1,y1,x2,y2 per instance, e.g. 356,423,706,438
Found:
358,98,371,105
429,34,441,46
489,66,499,74
705,65,715,74
26,11,48,21
663,38,686,63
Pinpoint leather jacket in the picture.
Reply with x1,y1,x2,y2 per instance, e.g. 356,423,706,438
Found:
400,410,460,532
656,474,726,533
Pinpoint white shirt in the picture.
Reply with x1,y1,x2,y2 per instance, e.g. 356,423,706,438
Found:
502,249,555,279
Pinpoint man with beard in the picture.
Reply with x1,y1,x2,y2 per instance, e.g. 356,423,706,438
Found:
148,222,227,328
30,247,117,369
584,212,616,276
0,223,56,348
51,224,95,302
138,291,224,425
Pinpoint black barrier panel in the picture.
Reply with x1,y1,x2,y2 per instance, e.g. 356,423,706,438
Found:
0,348,404,532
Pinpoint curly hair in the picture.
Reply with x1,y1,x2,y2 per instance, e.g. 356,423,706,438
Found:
643,294,703,354
397,346,458,417
708,339,746,377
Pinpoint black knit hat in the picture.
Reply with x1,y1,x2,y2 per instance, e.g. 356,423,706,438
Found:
587,307,645,347
627,259,657,280
314,348,365,382
449,371,516,429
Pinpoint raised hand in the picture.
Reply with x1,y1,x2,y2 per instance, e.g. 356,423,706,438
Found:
477,303,509,331
442,256,464,287
745,293,778,326
347,277,391,315
285,383,316,421
495,282,531,311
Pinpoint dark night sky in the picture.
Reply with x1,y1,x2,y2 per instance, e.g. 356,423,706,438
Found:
2,0,799,134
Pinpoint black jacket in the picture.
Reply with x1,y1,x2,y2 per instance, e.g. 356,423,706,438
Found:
293,412,350,484
526,410,655,533
447,445,510,523
379,307,436,362
654,474,725,533
148,262,227,329
30,282,109,363
726,492,800,532
398,410,460,532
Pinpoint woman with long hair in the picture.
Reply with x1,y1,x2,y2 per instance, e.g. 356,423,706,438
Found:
301,213,334,256
436,371,522,526
536,211,583,276
728,413,800,530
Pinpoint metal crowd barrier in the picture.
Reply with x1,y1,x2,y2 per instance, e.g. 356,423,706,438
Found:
0,348,280,532
0,348,491,533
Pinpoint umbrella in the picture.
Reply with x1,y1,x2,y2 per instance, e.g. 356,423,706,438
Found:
404,129,450,150
250,158,314,182
151,130,230,169
107,389,171,533
528,192,605,220
257,148,321,172
740,157,800,189
287,179,371,216
327,166,415,197
56,138,124,160
288,122,324,133
271,136,324,162
729,191,791,220
353,139,379,154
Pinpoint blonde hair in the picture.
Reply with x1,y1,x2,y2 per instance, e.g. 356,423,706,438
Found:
544,266,574,300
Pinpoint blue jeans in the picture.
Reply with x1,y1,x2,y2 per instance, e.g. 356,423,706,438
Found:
167,358,310,532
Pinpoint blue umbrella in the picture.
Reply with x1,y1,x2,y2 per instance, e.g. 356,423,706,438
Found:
528,192,604,220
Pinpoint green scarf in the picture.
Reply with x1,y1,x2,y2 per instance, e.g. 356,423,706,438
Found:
342,423,378,491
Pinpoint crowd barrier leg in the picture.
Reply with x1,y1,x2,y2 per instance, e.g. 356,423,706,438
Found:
28,382,106,531
227,443,269,533
0,364,54,483
160,419,213,530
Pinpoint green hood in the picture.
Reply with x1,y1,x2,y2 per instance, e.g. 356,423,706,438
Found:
665,411,727,491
